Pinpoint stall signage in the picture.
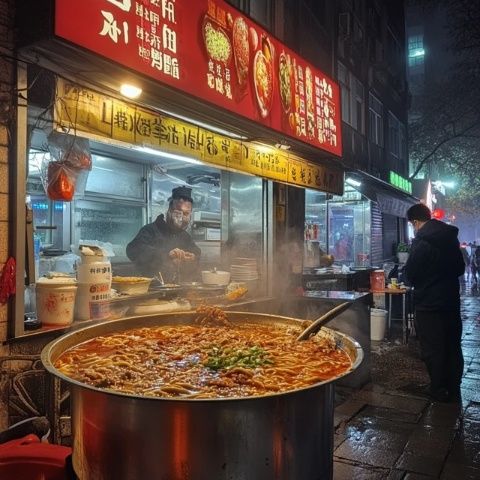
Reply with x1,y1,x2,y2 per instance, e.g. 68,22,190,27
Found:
389,171,412,194
54,80,343,194
54,0,342,157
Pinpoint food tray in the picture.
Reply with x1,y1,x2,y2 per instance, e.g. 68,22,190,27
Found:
109,286,183,304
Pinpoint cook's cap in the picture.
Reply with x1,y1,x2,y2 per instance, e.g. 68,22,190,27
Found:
170,186,193,203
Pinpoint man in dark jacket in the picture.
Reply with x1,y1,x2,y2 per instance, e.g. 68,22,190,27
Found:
126,186,201,282
404,203,464,402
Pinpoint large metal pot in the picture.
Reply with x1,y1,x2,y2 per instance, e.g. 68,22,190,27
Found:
41,311,363,480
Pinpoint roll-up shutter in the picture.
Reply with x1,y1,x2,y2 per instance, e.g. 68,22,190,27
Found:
370,202,383,267
382,214,398,260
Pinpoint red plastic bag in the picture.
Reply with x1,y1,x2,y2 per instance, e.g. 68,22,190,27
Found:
46,161,77,201
0,257,16,305
48,132,92,171
40,132,92,201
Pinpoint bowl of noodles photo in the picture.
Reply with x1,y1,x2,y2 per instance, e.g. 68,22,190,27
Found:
278,51,292,115
202,15,232,65
253,50,274,118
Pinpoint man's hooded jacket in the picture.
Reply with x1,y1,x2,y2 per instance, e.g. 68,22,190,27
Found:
404,219,465,311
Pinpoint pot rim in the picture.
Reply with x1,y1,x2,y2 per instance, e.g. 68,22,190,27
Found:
41,311,363,403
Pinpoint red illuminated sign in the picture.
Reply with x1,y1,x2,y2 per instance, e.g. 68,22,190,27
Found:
54,0,342,156
432,208,445,220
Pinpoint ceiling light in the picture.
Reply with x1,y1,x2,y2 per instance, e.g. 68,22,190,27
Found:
275,141,291,150
136,146,203,165
346,177,361,187
120,84,142,99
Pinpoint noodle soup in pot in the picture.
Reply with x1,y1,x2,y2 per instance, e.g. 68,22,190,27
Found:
52,308,353,399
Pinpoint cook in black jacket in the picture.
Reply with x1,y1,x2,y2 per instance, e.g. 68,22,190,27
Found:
404,203,464,402
126,186,201,282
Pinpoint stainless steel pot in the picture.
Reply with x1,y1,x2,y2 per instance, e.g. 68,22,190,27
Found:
41,311,363,480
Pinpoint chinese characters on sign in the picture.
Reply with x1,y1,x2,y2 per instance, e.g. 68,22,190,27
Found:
97,0,180,79
54,0,342,157
55,80,343,194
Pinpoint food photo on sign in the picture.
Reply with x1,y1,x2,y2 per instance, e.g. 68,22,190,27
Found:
201,7,275,119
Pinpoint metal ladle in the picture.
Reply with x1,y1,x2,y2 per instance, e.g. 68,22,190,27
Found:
296,301,352,341
155,271,165,286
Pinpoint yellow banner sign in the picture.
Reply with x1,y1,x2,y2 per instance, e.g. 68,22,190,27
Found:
54,80,343,194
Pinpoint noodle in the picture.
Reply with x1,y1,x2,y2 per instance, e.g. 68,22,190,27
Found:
54,317,352,399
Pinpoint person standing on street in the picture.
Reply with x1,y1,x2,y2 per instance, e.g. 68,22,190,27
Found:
471,244,479,284
404,203,465,403
460,242,470,282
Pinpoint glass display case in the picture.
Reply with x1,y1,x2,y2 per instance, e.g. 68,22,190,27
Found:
304,186,371,268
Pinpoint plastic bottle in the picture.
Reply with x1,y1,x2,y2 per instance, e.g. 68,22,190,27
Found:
33,231,41,281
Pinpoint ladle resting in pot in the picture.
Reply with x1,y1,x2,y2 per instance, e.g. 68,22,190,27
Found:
296,302,352,341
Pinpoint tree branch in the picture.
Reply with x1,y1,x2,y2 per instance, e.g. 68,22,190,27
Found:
409,121,480,179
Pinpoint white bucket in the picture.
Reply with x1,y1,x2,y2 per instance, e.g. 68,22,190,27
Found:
76,261,112,284
36,278,77,327
370,308,387,341
75,282,111,321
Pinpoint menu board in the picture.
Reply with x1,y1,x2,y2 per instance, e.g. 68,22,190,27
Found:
54,0,342,157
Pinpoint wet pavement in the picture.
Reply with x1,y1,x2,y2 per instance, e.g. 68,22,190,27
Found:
333,281,480,479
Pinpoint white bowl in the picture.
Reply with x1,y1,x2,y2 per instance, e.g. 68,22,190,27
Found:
201,270,231,286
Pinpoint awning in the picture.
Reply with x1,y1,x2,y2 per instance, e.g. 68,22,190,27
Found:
348,170,419,217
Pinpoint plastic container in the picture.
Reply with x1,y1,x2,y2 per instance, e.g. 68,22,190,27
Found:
75,245,112,321
75,282,111,321
76,246,111,284
0,434,72,480
370,308,387,341
36,277,77,327
76,262,112,283
370,269,385,291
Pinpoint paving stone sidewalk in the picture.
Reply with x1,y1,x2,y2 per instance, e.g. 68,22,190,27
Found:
333,285,480,479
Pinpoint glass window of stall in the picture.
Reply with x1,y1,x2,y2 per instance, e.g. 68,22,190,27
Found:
304,186,371,267
305,190,327,241
328,195,371,266
23,130,269,331
73,154,146,264
26,143,148,277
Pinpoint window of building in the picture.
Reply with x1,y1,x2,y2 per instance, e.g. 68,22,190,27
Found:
388,111,406,159
399,123,407,161
368,93,383,147
304,0,326,24
338,63,364,134
338,63,351,125
351,75,364,133
387,28,403,73
408,34,425,67
249,0,272,29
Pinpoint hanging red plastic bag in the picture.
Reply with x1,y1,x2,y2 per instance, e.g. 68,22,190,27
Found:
47,132,92,172
40,132,92,201
0,257,16,304
45,161,77,202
